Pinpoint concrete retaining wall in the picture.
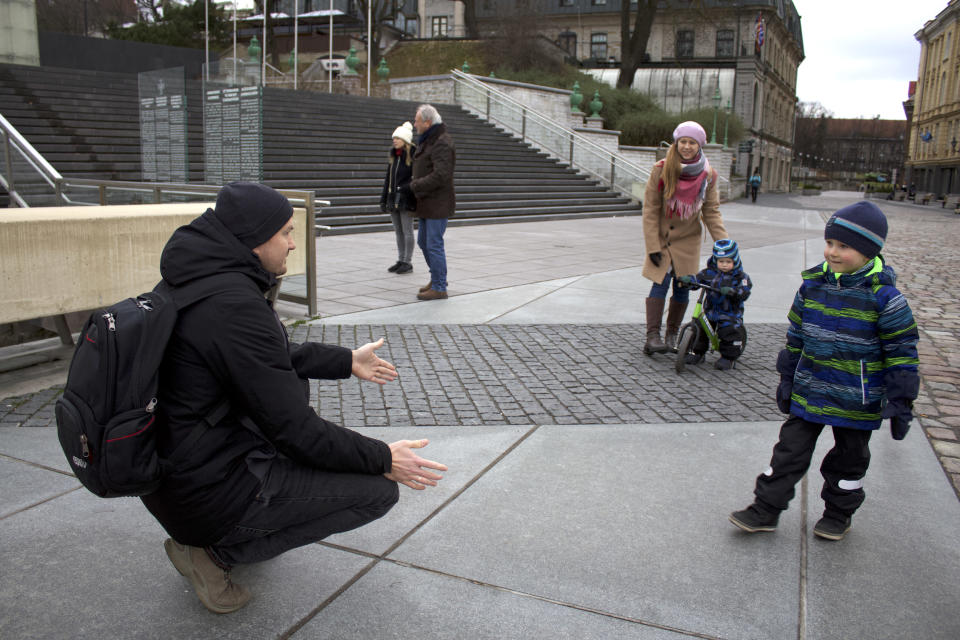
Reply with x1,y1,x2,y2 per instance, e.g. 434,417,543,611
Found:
0,203,308,324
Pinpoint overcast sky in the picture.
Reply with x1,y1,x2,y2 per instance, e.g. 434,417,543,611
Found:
795,0,949,120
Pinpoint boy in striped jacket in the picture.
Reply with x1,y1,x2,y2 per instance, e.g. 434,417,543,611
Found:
729,201,919,541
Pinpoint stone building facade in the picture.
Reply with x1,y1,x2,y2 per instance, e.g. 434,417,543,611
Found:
474,0,804,192
908,0,960,195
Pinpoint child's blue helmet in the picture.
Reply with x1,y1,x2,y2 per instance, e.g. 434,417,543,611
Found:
713,239,740,269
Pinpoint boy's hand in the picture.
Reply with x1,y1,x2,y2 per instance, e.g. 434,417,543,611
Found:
720,286,734,296
775,381,792,413
677,275,696,287
883,400,914,441
890,416,911,440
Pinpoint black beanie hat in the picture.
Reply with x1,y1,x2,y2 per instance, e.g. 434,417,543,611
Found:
213,182,293,249
824,201,888,259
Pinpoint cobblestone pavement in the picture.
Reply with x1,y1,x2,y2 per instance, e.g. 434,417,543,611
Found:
878,201,960,498
0,323,787,430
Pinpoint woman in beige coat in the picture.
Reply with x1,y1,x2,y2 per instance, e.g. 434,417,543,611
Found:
642,121,728,355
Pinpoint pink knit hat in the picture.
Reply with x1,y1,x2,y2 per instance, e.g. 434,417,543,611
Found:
672,121,707,147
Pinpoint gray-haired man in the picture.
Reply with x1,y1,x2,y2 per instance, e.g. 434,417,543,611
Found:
411,104,456,300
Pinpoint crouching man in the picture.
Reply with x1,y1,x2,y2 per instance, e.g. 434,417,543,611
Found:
143,182,446,613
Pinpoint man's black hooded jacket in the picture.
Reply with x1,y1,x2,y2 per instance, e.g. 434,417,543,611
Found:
141,208,391,546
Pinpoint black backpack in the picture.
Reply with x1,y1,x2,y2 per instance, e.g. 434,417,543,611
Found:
55,276,234,498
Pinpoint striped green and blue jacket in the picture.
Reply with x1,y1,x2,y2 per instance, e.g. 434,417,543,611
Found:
778,257,919,430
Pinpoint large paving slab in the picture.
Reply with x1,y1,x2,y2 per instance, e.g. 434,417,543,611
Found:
803,427,960,640
386,422,804,639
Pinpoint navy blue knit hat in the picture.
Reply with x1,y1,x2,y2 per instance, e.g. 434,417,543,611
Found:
824,201,887,259
713,238,740,268
213,182,293,249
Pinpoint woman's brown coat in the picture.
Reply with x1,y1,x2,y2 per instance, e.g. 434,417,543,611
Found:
642,160,728,284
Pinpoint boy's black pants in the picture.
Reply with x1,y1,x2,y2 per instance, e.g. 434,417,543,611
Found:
754,416,872,518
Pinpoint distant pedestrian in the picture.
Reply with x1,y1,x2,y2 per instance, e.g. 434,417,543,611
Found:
748,169,761,202
729,201,919,541
677,239,752,370
642,120,729,355
380,121,417,275
411,104,456,301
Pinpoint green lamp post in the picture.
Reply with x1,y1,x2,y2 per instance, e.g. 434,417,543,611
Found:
589,90,603,118
462,60,470,73
570,82,583,114
711,87,721,144
247,36,261,63
723,99,731,147
376,58,390,82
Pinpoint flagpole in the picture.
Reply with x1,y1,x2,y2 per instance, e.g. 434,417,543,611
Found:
262,7,267,86
294,0,298,90
366,0,371,96
232,1,237,84
328,0,333,94
204,0,209,83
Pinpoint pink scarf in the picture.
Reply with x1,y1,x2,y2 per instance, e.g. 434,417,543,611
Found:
664,153,711,220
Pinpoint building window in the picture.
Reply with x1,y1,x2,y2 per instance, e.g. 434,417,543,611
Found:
676,30,694,58
431,16,448,38
716,29,734,57
591,0,607,5
558,31,577,56
559,0,575,5
591,33,607,59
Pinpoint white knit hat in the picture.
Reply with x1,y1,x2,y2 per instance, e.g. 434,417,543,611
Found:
392,121,413,145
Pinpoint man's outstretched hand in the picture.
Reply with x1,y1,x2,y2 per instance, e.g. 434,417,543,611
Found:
385,439,448,490
352,338,398,384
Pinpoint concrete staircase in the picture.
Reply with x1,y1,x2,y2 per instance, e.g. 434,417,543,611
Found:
0,63,642,231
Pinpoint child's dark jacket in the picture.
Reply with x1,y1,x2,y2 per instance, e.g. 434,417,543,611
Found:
776,257,919,430
695,257,752,327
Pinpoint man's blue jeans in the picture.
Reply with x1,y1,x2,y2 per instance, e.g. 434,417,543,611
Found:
417,217,448,292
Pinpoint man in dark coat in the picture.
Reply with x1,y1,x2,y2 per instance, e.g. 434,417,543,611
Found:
145,182,447,614
411,103,456,300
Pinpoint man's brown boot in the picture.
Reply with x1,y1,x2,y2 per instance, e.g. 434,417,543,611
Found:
164,538,251,614
663,299,688,350
643,297,668,354
419,282,433,293
417,287,448,300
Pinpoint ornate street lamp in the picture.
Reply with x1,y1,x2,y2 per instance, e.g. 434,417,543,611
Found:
723,99,731,147
710,87,721,144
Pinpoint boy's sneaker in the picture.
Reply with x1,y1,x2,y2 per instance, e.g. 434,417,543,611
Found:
813,514,851,541
715,357,734,370
729,504,779,533
685,352,704,365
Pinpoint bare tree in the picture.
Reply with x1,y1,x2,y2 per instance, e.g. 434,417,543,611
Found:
36,0,136,35
617,0,657,89
355,0,405,70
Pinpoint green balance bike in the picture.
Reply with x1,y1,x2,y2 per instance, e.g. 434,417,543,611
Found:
674,281,748,374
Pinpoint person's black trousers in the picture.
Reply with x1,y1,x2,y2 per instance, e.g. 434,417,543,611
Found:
754,415,872,518
209,457,399,566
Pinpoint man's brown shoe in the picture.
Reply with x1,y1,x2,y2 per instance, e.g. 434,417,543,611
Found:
164,538,251,614
417,287,448,300
419,282,433,293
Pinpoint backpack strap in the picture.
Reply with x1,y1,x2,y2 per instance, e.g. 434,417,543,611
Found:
163,398,232,468
156,272,256,470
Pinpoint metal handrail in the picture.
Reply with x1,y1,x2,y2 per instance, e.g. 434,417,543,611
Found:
450,69,651,198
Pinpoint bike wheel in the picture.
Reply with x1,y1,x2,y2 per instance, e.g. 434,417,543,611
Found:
738,325,748,356
675,324,697,374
